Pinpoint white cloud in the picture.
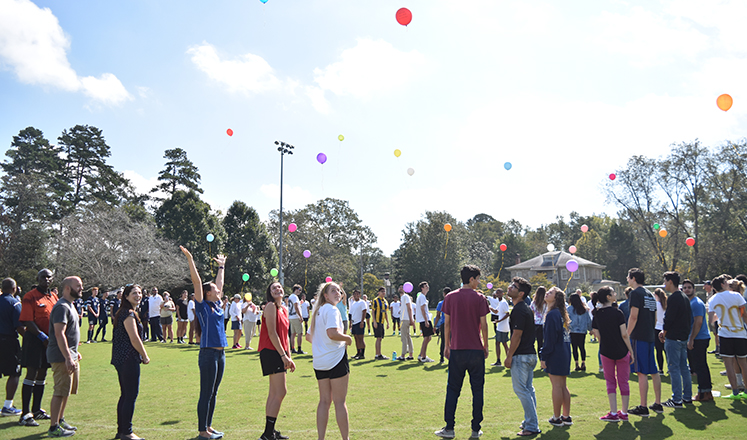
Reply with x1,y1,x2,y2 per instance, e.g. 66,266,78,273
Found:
260,183,315,209
187,42,283,95
0,0,131,105
123,170,160,198
312,38,427,99
305,86,331,115
663,0,747,53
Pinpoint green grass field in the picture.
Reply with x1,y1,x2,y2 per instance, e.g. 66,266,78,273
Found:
2,320,745,440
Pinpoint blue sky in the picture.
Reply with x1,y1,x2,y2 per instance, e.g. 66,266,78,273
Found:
1,0,746,254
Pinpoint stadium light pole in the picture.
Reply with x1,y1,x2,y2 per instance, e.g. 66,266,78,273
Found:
275,140,294,286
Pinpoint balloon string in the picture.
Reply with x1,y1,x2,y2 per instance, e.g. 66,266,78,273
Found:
655,235,663,267
209,242,214,277
497,252,505,279
563,259,575,292
304,259,308,292
444,231,449,260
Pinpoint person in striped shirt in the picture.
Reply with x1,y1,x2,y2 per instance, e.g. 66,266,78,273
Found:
370,287,390,360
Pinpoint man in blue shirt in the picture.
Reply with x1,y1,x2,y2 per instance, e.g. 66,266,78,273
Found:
682,279,712,402
85,288,99,343
434,287,450,363
0,278,25,416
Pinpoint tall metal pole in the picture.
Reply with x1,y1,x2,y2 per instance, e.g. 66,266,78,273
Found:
279,152,284,286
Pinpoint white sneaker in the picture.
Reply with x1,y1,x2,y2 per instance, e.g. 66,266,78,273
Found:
471,430,483,438
420,356,435,363
434,427,455,438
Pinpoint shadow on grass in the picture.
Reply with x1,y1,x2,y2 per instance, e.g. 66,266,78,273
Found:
593,421,639,439
725,400,747,417
396,362,424,370
161,420,181,425
535,425,571,439
670,401,727,430
633,413,674,440
425,363,447,372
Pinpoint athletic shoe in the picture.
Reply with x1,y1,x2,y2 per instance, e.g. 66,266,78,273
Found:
396,356,406,361
628,406,649,417
19,413,39,426
649,403,663,413
738,392,747,399
375,354,389,360
683,398,692,404
406,356,415,360
722,393,742,400
420,356,435,363
720,370,727,376
434,427,455,438
60,418,77,430
470,429,483,438
548,417,564,427
296,349,306,355
561,416,573,426
392,332,396,336
616,411,629,421
49,425,75,437
1,406,22,416
274,430,289,439
662,399,683,409
599,412,619,422
85,341,91,344
707,349,718,354
210,429,225,438
491,361,502,366
33,409,51,420
101,339,108,342
257,434,273,440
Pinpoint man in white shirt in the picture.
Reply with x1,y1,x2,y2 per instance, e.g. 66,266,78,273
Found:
399,287,416,360
300,293,310,333
416,281,435,362
148,287,163,342
488,290,501,333
288,285,305,354
350,290,368,359
490,288,511,366
187,293,198,345
708,274,747,399
390,296,401,336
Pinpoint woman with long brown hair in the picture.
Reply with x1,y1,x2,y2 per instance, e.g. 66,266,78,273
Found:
531,286,547,355
653,288,667,374
540,287,572,427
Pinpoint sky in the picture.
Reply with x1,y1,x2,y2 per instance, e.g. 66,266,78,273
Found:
1,0,746,255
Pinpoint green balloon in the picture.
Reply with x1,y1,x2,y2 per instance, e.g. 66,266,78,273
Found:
270,268,279,277
653,223,660,230
242,273,250,282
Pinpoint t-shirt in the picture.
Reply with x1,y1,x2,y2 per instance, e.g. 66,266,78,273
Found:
708,291,747,338
592,306,629,360
300,301,310,319
195,300,228,348
109,298,120,318
442,288,490,350
690,296,710,340
371,297,389,324
530,301,546,325
663,291,692,341
187,300,195,321
336,301,347,321
497,299,510,333
0,292,22,336
349,299,367,325
629,286,656,342
86,296,99,317
390,301,401,318
229,301,242,321
20,288,58,334
311,303,346,370
655,300,665,331
139,296,149,318
288,293,300,320
148,294,163,317
176,298,189,319
435,301,445,327
400,294,413,321
160,300,175,318
415,293,431,323
509,300,536,355
488,296,500,315
618,300,630,322
46,298,79,364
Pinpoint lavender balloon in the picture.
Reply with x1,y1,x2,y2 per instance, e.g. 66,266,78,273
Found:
403,282,413,293
566,260,579,272
317,153,327,164
303,250,311,258
487,282,493,289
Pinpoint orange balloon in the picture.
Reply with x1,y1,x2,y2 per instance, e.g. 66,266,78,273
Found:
444,223,452,232
717,94,733,111
659,229,668,238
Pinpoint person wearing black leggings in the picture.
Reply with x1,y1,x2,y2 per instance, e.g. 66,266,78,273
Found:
568,293,592,371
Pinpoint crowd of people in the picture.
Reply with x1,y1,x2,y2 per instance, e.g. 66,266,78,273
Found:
1,260,746,439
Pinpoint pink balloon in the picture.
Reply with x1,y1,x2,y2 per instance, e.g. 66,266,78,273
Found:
403,282,413,293
288,223,297,232
609,173,616,180
569,245,577,254
581,224,589,233
487,282,493,289
303,250,311,258
325,276,332,282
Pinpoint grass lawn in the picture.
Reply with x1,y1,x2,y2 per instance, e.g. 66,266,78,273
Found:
2,319,745,440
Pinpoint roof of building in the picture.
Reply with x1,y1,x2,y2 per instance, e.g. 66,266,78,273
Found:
506,250,606,271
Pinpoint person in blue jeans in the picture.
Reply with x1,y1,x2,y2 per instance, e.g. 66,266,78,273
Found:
505,277,539,436
660,271,692,407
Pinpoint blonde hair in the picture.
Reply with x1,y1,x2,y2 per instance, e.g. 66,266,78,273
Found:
728,279,745,294
308,282,339,337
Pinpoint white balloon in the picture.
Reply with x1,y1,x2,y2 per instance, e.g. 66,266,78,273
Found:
407,168,414,176
547,243,555,252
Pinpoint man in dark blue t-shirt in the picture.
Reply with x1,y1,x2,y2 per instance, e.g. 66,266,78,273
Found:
85,288,100,343
660,271,692,407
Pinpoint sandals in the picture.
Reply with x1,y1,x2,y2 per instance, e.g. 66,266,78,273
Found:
517,429,541,436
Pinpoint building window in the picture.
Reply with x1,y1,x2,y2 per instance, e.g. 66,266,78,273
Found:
561,270,567,280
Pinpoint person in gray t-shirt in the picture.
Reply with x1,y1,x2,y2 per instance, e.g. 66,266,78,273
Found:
46,276,83,436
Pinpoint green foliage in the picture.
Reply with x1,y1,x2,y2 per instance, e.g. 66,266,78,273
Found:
222,201,276,295
529,272,555,290
361,272,383,298
151,147,202,198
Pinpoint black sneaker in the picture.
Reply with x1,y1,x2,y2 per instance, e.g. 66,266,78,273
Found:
274,429,289,439
296,349,306,355
548,417,564,427
628,405,649,417
662,399,683,409
649,403,664,414
33,409,51,420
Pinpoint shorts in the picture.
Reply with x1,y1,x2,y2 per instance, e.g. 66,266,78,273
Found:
289,318,304,335
392,317,400,325
366,312,371,319
719,336,747,358
98,317,108,325
491,314,500,323
88,316,98,325
51,361,79,397
160,316,173,326
420,321,435,338
495,331,509,343
0,336,22,377
351,322,365,335
373,323,385,338
178,318,189,323
231,320,242,330
630,339,658,375
315,354,350,380
260,349,286,376
21,335,49,370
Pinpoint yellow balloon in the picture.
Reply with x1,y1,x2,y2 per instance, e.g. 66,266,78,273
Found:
338,134,344,141
394,149,401,157
244,293,252,302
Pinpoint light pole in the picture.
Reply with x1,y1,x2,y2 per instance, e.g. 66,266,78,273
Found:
275,140,294,286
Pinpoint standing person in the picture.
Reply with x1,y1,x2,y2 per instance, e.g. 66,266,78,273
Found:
399,287,416,361
86,288,100,344
568,293,592,372
592,286,635,422
19,269,58,426
1,278,24,417
626,268,663,417
94,290,109,342
229,294,243,349
188,293,198,345
540,287,572,427
307,283,352,440
416,282,435,363
434,265,489,439
160,292,176,344
652,288,667,375
704,281,720,355
708,274,747,400
335,289,348,335
257,281,295,440
176,290,190,344
349,290,368,360
390,295,401,336
242,294,259,350
370,287,390,360
488,290,501,333
300,294,310,334
73,296,83,331
288,285,305,355
434,287,450,364
148,288,163,343
683,279,712,402
110,291,122,326
46,276,83,437
181,246,228,440
530,286,547,357
493,288,510,367
660,271,692,408
112,284,150,440
618,287,632,323
138,292,149,343
505,277,539,436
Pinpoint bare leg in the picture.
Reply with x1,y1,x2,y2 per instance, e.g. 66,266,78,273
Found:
266,372,287,417
49,395,68,427
637,373,648,406
331,374,350,440
651,372,661,404
607,393,618,414
316,378,332,440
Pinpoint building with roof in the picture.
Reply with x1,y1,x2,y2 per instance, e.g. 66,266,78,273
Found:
506,250,619,293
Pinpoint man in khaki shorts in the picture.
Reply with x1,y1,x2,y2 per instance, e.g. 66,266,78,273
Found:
46,276,83,437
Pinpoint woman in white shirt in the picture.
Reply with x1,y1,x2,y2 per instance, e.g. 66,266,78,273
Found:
242,293,258,350
229,294,243,349
653,288,667,374
306,282,353,440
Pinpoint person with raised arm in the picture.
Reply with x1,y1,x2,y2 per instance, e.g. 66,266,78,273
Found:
181,246,228,440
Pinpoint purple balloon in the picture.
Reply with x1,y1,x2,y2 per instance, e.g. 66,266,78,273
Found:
566,260,579,273
317,153,327,164
487,282,493,289
403,282,413,293
303,250,311,258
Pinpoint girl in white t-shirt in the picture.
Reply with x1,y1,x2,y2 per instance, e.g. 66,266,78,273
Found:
306,282,353,440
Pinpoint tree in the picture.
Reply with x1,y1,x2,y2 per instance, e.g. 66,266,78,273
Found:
151,148,203,199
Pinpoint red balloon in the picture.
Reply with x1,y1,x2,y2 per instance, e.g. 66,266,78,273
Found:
226,128,233,136
686,237,695,247
396,8,412,26
609,173,616,180
499,243,507,252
